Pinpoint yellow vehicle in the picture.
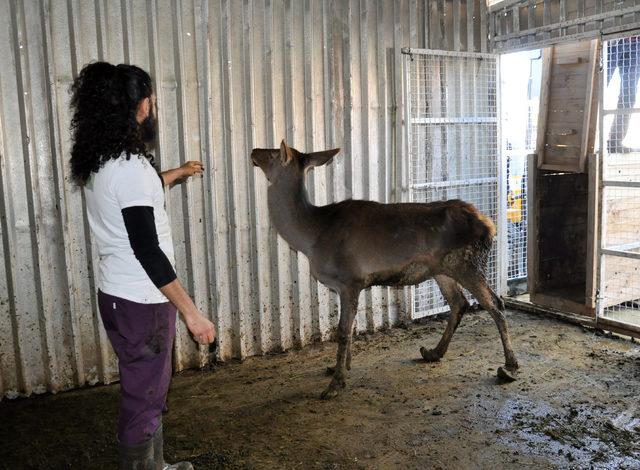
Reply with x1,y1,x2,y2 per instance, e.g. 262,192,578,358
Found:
507,175,525,224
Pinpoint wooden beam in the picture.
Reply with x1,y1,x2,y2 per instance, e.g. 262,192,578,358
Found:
580,38,600,171
530,292,595,317
527,153,539,294
586,154,599,309
536,47,553,167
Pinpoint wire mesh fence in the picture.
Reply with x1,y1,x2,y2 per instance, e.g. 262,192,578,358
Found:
600,36,640,328
406,50,501,318
506,153,527,284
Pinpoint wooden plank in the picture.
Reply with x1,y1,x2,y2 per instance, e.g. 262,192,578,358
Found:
453,0,460,52
556,56,585,65
493,4,640,43
543,148,582,166
548,128,577,136
545,133,581,146
551,40,592,56
552,45,592,59
548,85,592,101
505,297,640,340
580,38,600,171
530,292,595,317
586,154,599,309
543,0,551,27
466,0,474,52
528,0,536,30
539,162,584,172
505,297,596,328
537,38,599,172
527,154,539,293
536,47,553,167
597,317,640,340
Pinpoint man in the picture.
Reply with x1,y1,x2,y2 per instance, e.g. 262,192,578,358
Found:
69,62,216,469
607,35,640,153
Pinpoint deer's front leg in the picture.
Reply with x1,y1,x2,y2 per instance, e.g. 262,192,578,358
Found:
321,289,359,399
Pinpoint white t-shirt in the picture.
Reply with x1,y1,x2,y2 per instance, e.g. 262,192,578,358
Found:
84,154,175,304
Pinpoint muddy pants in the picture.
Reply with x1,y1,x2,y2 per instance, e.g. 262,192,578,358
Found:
98,290,177,446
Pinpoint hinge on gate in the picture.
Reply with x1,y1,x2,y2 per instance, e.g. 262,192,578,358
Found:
594,289,604,325
401,47,415,61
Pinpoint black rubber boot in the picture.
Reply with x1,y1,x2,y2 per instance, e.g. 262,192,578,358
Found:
152,423,194,470
118,438,155,470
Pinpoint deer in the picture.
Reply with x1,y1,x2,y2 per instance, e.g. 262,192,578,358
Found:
251,141,519,399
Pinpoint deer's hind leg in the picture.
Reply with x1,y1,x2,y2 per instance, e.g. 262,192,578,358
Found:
454,269,519,381
420,275,470,362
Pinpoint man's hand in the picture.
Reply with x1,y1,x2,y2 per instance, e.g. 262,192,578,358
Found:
180,161,204,178
159,279,216,344
160,161,204,187
184,312,216,345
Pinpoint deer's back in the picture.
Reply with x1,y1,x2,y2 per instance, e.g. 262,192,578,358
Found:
308,198,492,286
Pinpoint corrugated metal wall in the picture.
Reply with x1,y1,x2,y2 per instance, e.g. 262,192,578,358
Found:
489,0,640,52
0,0,487,399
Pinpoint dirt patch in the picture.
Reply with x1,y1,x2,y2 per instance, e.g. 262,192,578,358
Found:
1,309,639,469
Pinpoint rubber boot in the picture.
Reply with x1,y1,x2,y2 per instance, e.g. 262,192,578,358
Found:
118,438,155,470
152,423,194,470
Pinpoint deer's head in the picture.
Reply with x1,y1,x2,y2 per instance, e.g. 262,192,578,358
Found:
251,140,340,184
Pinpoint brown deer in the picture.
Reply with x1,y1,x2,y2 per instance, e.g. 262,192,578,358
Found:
251,141,519,399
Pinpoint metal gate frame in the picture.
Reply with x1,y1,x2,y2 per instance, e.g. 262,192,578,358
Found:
596,33,640,335
403,48,507,319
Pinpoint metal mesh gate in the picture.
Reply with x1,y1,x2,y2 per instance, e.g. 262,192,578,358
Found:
404,49,505,318
599,36,640,330
506,154,527,283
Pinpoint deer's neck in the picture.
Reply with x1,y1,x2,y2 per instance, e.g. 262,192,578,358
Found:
267,175,320,254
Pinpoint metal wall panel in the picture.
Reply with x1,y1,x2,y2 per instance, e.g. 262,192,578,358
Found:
0,0,487,399
489,0,640,53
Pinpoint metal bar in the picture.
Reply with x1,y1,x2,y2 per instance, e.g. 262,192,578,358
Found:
400,47,495,59
606,241,640,252
496,55,507,296
411,116,498,124
601,249,640,261
412,177,497,190
602,107,640,115
602,180,640,188
597,46,606,322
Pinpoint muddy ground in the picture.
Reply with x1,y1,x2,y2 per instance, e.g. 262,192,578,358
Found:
1,309,639,470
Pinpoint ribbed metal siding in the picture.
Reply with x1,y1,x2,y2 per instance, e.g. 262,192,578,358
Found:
0,0,487,399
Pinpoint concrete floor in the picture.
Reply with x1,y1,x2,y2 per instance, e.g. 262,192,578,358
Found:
1,309,639,469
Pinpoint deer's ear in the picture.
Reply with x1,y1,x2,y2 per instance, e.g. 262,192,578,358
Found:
303,148,340,168
279,139,293,166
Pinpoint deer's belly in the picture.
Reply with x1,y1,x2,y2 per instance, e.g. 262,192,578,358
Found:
365,262,433,287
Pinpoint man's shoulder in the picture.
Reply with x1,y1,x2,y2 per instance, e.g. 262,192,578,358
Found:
105,154,156,178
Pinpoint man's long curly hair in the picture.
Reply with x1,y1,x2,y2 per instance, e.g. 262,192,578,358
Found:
69,62,155,186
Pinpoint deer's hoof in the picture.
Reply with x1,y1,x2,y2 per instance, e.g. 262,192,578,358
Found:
320,379,345,400
420,347,442,363
497,366,518,382
326,366,336,376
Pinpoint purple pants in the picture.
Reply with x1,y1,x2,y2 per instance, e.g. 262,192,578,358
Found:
98,290,176,446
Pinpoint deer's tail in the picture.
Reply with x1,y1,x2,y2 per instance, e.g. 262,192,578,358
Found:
446,200,496,248
474,212,496,242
